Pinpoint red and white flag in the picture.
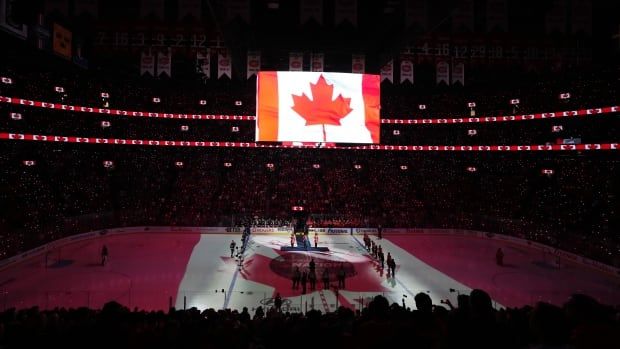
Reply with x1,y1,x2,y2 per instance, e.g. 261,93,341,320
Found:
197,49,210,78
436,61,449,85
311,53,324,72
256,72,380,144
247,51,260,79
400,58,413,84
141,51,155,76
451,62,465,85
380,59,393,83
157,49,172,77
352,54,365,74
289,52,303,71
218,50,232,79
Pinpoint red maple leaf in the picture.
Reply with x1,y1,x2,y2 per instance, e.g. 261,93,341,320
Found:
291,75,353,141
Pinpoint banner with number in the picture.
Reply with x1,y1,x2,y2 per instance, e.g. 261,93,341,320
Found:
300,0,323,25
334,0,357,26
196,49,210,78
247,51,260,79
311,53,324,72
380,59,393,83
451,62,464,85
400,58,413,84
141,51,155,76
436,61,449,85
352,54,365,74
218,50,232,79
157,49,172,77
289,52,303,71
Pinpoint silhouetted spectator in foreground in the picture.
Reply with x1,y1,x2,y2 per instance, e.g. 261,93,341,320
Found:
274,293,282,312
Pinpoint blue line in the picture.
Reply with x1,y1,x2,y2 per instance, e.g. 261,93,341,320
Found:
350,235,416,300
223,237,251,309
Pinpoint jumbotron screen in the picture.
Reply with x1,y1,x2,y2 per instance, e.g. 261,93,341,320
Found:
256,72,380,143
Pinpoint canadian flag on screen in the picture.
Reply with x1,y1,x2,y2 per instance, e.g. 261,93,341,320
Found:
256,72,380,143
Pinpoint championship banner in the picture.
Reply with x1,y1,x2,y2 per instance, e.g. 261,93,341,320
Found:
436,61,449,85
289,52,303,71
300,0,323,25
140,51,155,76
217,50,232,79
247,51,260,79
380,59,393,83
571,0,592,35
178,0,202,20
486,0,507,32
256,72,380,144
157,49,172,77
74,0,99,18
451,62,464,85
545,0,567,34
45,0,69,16
196,49,210,78
140,0,165,19
400,58,413,84
334,0,357,26
226,0,250,23
352,54,365,74
405,0,427,31
311,53,324,72
452,0,474,31
52,23,72,59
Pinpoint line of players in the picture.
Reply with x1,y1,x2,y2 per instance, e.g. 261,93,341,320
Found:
290,258,347,295
363,233,396,277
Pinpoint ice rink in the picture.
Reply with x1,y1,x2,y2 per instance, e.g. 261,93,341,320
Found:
0,230,618,312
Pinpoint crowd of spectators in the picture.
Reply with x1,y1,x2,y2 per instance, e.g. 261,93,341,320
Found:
0,45,618,269
0,142,617,266
0,289,618,348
